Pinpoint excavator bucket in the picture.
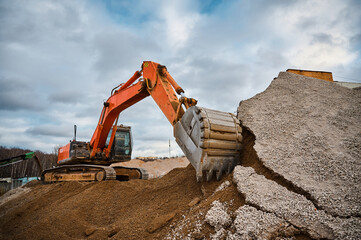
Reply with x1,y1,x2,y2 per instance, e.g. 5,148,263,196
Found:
174,106,242,181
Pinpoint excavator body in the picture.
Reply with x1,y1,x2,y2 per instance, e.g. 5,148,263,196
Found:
41,61,242,183
57,125,132,165
42,125,148,183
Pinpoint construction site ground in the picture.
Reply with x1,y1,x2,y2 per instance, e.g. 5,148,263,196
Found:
0,72,360,239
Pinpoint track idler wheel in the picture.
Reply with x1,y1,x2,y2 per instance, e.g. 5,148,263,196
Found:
95,171,105,181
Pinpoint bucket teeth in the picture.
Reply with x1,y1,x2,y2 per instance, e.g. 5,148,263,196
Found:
227,162,232,174
196,173,202,182
216,170,222,181
206,170,214,182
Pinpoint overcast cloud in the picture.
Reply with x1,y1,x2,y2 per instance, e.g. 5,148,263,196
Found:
0,0,360,157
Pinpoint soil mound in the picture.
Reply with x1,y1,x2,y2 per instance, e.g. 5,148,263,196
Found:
0,165,229,239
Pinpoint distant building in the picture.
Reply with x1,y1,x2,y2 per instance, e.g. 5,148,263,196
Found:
287,69,333,82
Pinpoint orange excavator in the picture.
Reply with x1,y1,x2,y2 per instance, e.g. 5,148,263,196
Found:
41,61,243,183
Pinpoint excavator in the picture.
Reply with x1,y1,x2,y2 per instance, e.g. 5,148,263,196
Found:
41,61,243,183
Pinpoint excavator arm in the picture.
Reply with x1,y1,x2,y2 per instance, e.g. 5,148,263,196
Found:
89,61,197,159
57,61,242,181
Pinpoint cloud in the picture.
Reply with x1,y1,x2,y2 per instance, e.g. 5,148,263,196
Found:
26,125,71,138
92,29,160,80
0,0,360,156
291,43,357,69
48,91,84,104
269,0,361,69
311,33,333,44
0,76,44,111
159,1,201,49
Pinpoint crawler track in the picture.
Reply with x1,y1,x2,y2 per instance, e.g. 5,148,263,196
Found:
41,164,148,184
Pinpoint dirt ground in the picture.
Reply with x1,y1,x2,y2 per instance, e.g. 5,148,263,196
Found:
0,164,230,240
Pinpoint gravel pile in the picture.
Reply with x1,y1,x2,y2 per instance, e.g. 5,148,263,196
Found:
234,166,336,239
205,200,231,230
228,205,287,240
232,166,361,239
238,72,361,217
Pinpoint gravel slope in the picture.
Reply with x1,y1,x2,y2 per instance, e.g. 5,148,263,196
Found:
238,72,361,217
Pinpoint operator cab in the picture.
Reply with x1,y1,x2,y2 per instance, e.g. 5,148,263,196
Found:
111,125,132,161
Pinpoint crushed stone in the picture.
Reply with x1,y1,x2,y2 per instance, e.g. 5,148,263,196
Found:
229,205,287,240
214,180,231,193
205,200,231,230
233,166,361,239
233,166,334,239
237,72,361,217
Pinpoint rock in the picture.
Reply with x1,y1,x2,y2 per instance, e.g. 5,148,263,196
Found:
214,180,231,193
229,205,288,239
147,212,176,233
233,166,334,239
188,197,201,207
108,227,119,238
84,227,96,236
205,200,231,229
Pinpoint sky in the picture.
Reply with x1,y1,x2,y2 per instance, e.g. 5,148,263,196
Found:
0,0,360,157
